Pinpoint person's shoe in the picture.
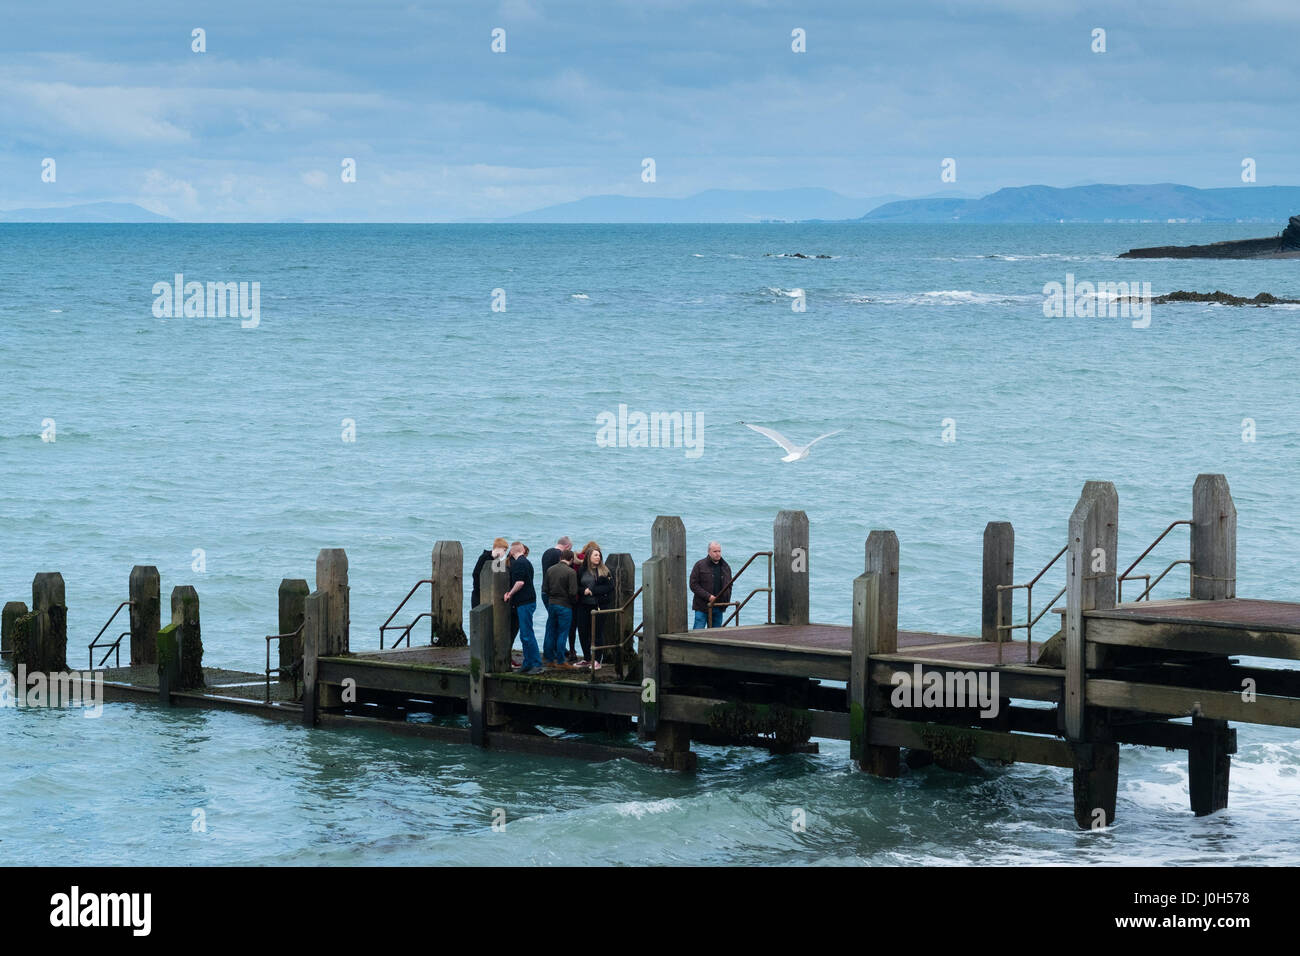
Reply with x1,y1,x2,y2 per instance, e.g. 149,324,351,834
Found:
525,666,546,675
592,660,602,671
573,659,591,669
566,650,578,662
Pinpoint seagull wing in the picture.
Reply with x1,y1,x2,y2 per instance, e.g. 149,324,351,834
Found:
743,422,798,455
803,428,844,450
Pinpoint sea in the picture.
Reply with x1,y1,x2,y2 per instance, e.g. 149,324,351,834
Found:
2,221,1299,865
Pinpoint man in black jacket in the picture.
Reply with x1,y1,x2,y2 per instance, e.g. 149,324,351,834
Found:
689,541,732,629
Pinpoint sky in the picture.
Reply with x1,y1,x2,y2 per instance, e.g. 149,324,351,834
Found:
1,0,1298,221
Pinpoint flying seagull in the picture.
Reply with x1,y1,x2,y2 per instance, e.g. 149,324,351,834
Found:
742,423,843,462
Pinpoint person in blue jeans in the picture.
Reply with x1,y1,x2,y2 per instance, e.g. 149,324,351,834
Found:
503,541,543,674
690,541,733,629
541,548,578,667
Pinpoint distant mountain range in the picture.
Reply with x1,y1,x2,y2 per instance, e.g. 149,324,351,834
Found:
0,202,174,223
503,188,921,223
858,184,1300,223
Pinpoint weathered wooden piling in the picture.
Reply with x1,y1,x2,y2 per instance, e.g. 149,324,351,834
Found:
639,554,666,741
774,510,809,626
1064,481,1119,828
301,590,325,726
482,563,512,674
2,601,26,656
316,549,350,656
278,578,309,683
849,570,880,770
607,552,636,666
981,522,1014,642
651,516,687,634
468,602,492,747
15,573,69,673
1189,473,1236,814
1192,474,1236,600
858,532,900,776
129,566,161,666
158,585,204,701
431,540,466,646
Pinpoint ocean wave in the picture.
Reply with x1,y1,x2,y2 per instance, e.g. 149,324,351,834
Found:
764,286,805,298
849,290,1041,306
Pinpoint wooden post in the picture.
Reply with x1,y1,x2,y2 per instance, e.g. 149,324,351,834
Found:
981,522,1014,642
850,572,881,770
31,572,68,673
278,579,309,683
863,532,899,655
1064,481,1117,740
315,549,349,656
774,510,809,625
1064,481,1119,829
482,562,512,673
639,555,664,740
157,623,180,703
169,585,204,689
1188,715,1232,816
606,553,635,665
468,603,493,747
301,591,324,727
2,601,27,657
651,516,686,634
9,610,38,675
431,540,466,646
1191,474,1236,600
129,565,161,666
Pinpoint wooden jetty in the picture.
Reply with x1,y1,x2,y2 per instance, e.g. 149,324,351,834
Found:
5,473,1299,829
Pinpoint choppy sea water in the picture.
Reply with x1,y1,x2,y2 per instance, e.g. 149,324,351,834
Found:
2,222,1299,864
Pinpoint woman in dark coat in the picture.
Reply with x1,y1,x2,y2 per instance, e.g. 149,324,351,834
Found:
470,537,509,608
575,542,615,668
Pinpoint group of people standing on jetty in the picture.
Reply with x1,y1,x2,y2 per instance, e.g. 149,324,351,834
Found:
469,535,734,676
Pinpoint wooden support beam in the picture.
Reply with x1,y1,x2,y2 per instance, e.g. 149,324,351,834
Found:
869,717,1075,768
468,603,492,747
1065,481,1117,740
277,578,309,684
129,565,161,666
1188,716,1232,816
1071,735,1120,829
301,591,324,727
651,516,687,634
482,561,512,674
640,555,665,739
606,552,636,665
659,693,849,739
851,570,899,776
431,540,466,646
774,510,809,625
1088,677,1300,727
1191,474,1236,600
863,531,899,655
982,522,1014,642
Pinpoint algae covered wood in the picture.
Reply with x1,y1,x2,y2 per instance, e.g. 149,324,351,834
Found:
2,601,27,657
301,590,325,727
639,555,665,739
170,585,204,690
468,602,493,747
31,572,68,672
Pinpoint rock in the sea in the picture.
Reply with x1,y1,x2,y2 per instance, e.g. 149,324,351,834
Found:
1119,215,1300,259
1152,290,1300,306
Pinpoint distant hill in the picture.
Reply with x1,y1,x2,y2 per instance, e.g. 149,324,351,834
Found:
859,184,1300,224
0,202,175,223
504,188,895,223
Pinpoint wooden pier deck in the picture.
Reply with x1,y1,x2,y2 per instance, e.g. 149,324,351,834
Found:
7,472,1299,828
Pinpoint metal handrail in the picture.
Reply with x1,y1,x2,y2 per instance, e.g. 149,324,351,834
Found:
265,623,304,704
1133,559,1191,602
701,550,774,627
996,544,1067,664
379,578,434,649
1118,520,1191,602
88,600,134,670
589,585,643,681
